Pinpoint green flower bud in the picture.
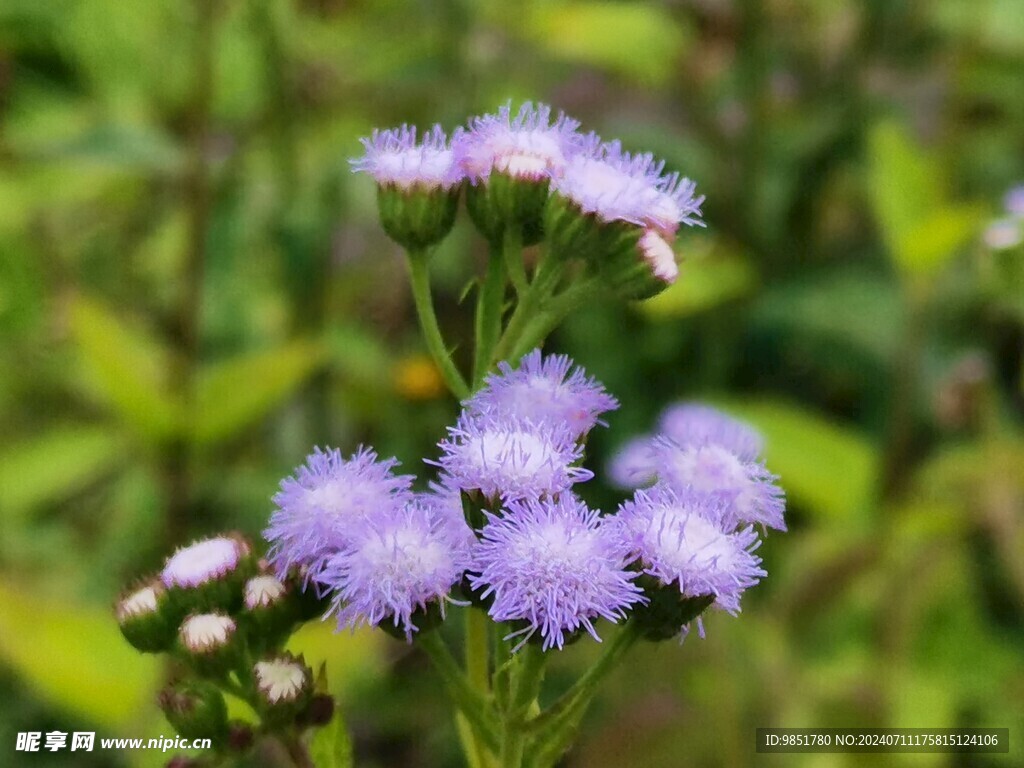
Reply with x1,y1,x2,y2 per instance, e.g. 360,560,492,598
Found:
378,184,461,252
161,533,256,618
631,579,715,642
116,580,175,653
158,681,228,742
177,613,238,677
252,653,313,725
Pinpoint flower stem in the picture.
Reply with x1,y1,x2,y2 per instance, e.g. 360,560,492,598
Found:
417,629,500,754
503,228,528,295
501,644,546,768
523,623,641,768
473,242,508,386
406,250,470,399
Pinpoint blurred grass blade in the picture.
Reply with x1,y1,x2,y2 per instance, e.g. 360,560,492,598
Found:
719,399,880,524
0,426,122,521
0,584,161,731
69,296,180,442
896,204,986,275
193,341,324,444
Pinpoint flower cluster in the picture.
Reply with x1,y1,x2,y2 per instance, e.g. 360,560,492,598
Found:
351,101,705,295
265,351,785,648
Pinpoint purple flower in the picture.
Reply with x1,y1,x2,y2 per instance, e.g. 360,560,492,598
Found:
320,500,470,639
607,437,658,490
434,414,593,501
616,485,766,614
465,349,618,439
551,137,704,237
983,218,1022,251
657,403,763,461
454,102,583,183
470,496,644,651
653,439,786,531
264,447,414,582
1004,184,1024,218
351,124,462,190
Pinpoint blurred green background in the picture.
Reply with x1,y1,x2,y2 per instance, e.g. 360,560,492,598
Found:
1,0,1023,766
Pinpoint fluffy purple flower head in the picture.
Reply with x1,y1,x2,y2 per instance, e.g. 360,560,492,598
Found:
434,414,593,501
320,500,470,639
1004,184,1024,218
465,349,618,439
351,124,462,190
551,137,704,237
454,102,582,183
616,484,766,614
657,403,764,461
264,447,414,582
653,438,786,531
470,495,644,651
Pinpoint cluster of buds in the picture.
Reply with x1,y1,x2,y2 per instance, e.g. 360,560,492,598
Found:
116,534,333,762
353,101,704,299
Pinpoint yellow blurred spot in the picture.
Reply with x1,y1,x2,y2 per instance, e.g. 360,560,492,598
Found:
393,354,445,400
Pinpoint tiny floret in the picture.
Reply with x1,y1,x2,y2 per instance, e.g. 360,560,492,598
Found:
351,124,461,190
162,535,249,589
117,583,162,622
320,501,469,639
244,575,287,610
470,495,644,651
254,656,310,705
466,349,618,439
455,102,582,182
435,414,593,501
265,446,414,582
179,613,236,653
616,485,766,614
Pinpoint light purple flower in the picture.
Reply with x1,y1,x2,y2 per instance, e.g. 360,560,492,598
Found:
470,495,644,651
653,438,786,531
465,349,618,439
162,535,250,589
320,500,470,639
264,447,414,582
551,136,704,237
1004,184,1024,218
351,124,462,190
616,485,766,614
657,403,764,461
983,218,1022,251
607,437,658,490
454,102,583,183
434,414,593,501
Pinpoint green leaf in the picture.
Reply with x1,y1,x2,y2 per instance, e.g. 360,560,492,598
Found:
895,204,986,275
0,584,161,731
638,247,756,319
867,123,981,277
193,341,324,444
0,425,123,521
718,399,880,524
867,123,944,261
524,2,688,85
309,710,354,768
69,296,180,441
286,622,384,695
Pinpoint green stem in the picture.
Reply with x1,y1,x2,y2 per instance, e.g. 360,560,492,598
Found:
406,251,470,399
524,624,641,768
418,630,500,753
508,277,604,361
493,253,565,362
501,644,547,768
473,244,508,386
503,228,528,295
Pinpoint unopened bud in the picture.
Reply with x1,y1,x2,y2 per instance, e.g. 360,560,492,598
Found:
117,580,175,653
178,613,238,677
158,681,227,741
161,533,256,616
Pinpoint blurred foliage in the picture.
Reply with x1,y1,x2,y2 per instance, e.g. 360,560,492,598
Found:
1,0,1023,766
